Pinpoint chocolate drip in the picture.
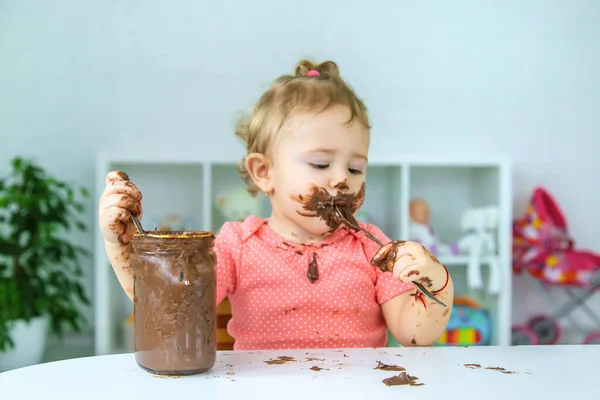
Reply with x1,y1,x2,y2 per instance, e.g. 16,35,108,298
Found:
307,252,319,283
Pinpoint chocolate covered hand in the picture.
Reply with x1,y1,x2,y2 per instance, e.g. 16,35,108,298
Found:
371,241,448,293
98,171,143,246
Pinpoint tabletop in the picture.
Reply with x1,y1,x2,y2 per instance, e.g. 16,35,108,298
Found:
0,345,595,399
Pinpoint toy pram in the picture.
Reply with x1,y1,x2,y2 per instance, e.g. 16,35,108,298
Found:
512,187,600,345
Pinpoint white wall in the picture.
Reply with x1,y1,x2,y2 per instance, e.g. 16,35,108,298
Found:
1,0,599,339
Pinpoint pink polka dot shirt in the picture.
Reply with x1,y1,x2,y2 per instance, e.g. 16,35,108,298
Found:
214,216,413,350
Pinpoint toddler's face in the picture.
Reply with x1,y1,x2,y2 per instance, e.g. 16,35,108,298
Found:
269,105,370,240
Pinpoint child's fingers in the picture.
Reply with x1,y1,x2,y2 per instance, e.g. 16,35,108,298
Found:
371,244,391,264
100,206,135,244
103,179,143,202
392,257,420,281
102,193,142,217
105,170,131,186
371,243,396,272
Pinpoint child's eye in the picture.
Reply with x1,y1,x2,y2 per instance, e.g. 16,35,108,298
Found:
309,163,329,170
349,168,363,175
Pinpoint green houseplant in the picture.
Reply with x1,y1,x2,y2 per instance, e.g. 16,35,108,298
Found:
0,157,90,360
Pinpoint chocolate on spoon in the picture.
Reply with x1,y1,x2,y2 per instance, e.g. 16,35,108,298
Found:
334,205,447,308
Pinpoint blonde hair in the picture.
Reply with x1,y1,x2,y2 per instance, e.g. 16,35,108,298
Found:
235,59,371,196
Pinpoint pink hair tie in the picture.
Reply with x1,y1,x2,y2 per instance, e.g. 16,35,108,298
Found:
307,69,320,77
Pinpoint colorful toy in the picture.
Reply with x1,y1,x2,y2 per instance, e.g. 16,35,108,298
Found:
512,186,600,345
437,297,492,346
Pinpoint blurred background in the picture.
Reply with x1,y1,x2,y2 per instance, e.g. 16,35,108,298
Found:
1,0,599,372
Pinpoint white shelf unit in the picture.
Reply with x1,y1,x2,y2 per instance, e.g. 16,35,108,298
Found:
94,153,512,355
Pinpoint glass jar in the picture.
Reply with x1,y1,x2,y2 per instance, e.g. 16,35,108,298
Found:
130,230,217,376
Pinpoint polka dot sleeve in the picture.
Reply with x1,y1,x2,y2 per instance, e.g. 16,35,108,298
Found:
361,223,414,304
214,221,241,305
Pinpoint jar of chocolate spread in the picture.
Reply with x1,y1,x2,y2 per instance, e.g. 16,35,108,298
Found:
130,231,217,375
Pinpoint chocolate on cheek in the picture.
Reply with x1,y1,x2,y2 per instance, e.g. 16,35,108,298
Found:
351,183,365,210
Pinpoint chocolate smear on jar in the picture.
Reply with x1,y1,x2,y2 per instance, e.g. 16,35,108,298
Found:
130,230,217,376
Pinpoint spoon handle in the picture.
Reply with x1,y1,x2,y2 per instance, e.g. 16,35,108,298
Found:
413,281,447,307
131,214,144,234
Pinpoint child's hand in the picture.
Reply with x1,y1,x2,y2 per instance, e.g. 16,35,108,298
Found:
371,241,447,291
98,171,143,246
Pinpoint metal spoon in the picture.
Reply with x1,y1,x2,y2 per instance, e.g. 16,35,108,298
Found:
131,214,145,234
334,206,383,246
334,206,446,307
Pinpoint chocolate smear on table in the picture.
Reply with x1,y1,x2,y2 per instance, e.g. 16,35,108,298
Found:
264,356,296,365
310,366,329,371
464,363,482,369
485,366,517,374
374,361,406,372
382,372,424,386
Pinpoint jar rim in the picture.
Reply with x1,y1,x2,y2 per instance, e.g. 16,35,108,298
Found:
133,231,215,239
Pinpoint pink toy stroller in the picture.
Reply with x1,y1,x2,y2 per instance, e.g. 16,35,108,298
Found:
512,186,600,345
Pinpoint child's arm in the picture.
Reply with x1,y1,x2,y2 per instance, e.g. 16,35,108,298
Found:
104,242,135,301
214,222,241,305
376,241,454,346
99,171,143,301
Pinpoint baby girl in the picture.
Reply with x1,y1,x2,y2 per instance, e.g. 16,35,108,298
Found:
98,59,453,350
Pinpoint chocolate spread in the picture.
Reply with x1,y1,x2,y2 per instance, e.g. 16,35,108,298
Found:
382,372,424,386
292,183,365,233
130,231,217,375
290,183,365,283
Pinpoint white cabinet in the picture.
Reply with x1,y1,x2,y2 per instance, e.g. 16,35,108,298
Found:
94,153,512,354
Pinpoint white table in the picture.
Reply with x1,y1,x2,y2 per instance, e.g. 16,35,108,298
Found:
0,345,595,399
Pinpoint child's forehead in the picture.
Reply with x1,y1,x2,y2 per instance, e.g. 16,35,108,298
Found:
279,107,367,140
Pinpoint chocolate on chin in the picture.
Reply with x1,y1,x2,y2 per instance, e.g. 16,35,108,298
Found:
130,230,217,376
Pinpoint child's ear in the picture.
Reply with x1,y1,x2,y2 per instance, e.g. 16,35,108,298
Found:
245,153,273,194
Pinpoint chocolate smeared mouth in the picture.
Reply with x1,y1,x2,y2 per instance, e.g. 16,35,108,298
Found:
291,183,365,233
